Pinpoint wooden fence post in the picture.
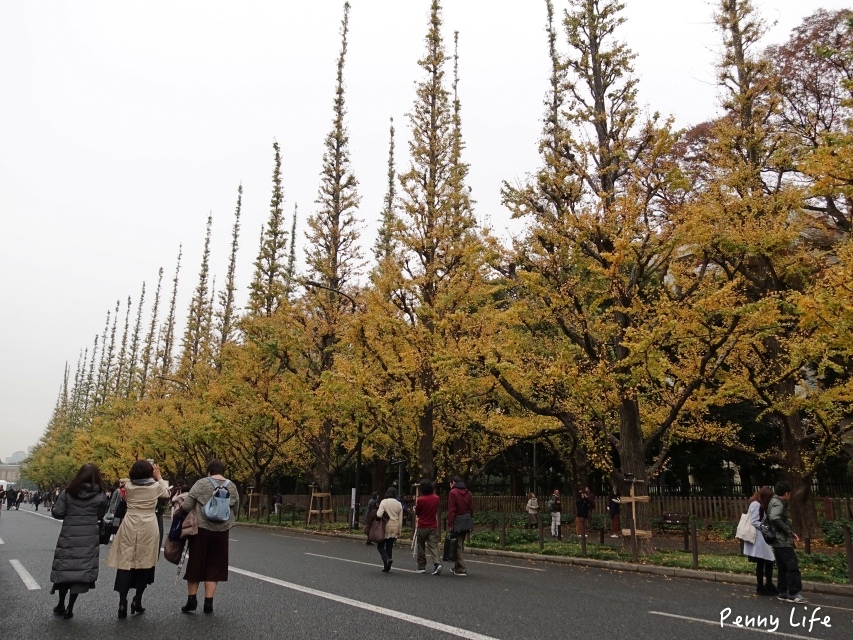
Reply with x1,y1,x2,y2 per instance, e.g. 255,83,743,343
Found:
691,520,699,570
538,513,544,552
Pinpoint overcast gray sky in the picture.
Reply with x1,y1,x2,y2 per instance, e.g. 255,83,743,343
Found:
1,0,847,462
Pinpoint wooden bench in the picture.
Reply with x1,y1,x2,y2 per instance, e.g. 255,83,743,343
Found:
657,512,690,550
658,512,689,532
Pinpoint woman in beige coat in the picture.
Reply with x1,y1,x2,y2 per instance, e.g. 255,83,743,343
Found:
375,487,403,573
105,460,170,618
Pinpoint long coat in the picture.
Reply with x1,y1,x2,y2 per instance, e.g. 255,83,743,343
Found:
106,478,170,570
743,500,775,562
376,498,403,538
50,485,108,585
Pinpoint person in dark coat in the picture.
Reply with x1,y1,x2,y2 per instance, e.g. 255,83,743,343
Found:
447,476,474,576
50,463,108,619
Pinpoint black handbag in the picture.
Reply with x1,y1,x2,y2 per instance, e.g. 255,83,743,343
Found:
442,534,458,562
758,515,776,544
98,520,112,545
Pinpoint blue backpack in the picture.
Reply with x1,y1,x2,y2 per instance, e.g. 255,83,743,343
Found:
202,478,232,522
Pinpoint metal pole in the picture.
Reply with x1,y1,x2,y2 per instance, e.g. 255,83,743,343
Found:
691,520,699,570
538,513,544,552
843,525,853,585
500,511,506,549
353,428,362,529
629,506,638,563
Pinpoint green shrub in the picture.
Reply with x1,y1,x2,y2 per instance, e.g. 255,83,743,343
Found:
819,520,852,546
707,521,737,540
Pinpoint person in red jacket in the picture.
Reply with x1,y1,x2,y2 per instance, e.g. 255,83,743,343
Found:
447,476,474,576
415,479,442,575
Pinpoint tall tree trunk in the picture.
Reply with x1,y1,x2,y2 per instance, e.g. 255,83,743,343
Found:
617,397,655,554
419,401,435,480
778,410,821,535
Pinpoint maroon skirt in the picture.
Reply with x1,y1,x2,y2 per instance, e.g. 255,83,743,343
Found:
183,528,229,583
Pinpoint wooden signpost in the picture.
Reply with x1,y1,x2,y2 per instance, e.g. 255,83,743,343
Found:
307,487,333,527
621,479,652,539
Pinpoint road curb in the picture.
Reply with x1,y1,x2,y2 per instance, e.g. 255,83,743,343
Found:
234,522,853,597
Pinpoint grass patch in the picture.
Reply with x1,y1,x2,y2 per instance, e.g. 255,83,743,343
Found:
467,532,849,584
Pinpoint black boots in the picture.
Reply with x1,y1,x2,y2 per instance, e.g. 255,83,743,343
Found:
118,599,128,618
131,595,146,615
182,594,211,613
181,594,198,613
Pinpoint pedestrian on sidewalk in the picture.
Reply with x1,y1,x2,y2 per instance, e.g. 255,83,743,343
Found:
576,488,594,537
447,476,474,576
364,492,379,545
548,490,562,537
180,458,239,614
49,463,108,619
743,486,777,596
525,492,539,529
33,491,42,511
608,492,621,538
415,479,442,575
768,482,807,604
106,459,171,618
376,487,403,572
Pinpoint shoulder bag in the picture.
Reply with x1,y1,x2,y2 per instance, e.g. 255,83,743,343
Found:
368,516,387,544
735,512,756,544
758,515,776,544
452,512,474,534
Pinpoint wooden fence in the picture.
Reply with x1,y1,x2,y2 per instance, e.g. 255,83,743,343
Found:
248,493,853,523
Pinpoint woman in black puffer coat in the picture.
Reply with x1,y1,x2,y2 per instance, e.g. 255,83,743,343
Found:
50,463,108,619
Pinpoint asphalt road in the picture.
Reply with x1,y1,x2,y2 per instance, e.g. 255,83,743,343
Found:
1,506,852,639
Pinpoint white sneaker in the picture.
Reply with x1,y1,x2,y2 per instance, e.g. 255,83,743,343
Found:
432,564,443,575
789,594,809,604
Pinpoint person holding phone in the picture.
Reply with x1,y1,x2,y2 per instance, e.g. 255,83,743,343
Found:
106,459,170,618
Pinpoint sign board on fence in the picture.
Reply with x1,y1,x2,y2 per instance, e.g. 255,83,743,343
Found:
351,488,356,509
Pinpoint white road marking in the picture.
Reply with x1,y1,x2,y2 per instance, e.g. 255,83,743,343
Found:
649,611,826,640
305,552,420,573
270,533,326,543
805,603,853,612
229,565,499,640
465,559,545,572
10,560,41,590
20,510,58,522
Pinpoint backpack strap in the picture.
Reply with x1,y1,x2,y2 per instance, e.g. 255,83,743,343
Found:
207,477,230,492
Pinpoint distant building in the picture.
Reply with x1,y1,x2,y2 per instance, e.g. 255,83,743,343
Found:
5,451,27,464
0,464,21,486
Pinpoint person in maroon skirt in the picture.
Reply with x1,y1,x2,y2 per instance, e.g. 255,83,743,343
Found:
179,459,239,614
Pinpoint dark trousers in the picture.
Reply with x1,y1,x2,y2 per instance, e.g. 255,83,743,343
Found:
775,546,802,595
755,558,774,585
377,538,395,563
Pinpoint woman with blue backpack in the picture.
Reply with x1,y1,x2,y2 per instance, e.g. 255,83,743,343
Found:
105,459,170,618
179,458,239,614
